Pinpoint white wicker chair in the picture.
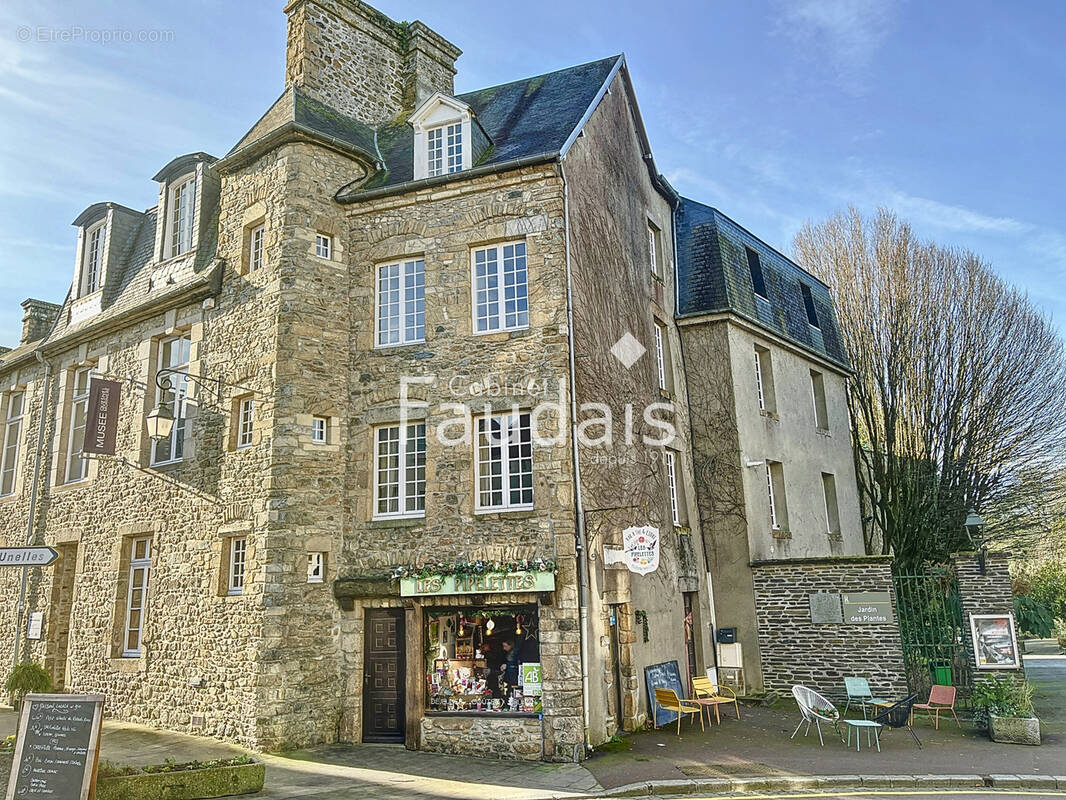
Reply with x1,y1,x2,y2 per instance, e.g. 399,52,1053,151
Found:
791,685,841,746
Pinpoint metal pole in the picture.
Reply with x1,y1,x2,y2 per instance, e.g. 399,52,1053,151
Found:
12,352,52,673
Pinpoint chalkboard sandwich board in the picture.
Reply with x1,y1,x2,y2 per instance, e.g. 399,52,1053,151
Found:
644,659,685,727
6,693,104,800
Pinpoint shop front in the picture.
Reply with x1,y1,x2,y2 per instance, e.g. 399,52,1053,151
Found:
397,565,560,760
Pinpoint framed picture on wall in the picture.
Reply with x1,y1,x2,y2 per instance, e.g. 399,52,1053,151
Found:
970,613,1021,669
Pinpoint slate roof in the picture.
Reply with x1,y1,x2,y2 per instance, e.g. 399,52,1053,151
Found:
676,197,849,368
339,55,623,200
226,87,379,166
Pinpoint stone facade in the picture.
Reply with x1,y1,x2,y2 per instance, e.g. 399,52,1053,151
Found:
751,556,908,700
952,551,1025,689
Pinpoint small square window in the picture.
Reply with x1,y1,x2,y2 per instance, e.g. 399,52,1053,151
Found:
315,234,332,260
307,552,326,583
312,416,328,444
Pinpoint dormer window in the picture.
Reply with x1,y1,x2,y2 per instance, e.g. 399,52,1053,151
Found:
410,93,490,181
427,123,462,177
83,222,106,295
168,175,196,257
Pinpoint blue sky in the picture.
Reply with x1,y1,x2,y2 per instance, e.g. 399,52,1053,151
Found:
1,0,1064,346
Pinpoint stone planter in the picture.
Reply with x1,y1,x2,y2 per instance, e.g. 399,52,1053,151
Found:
990,714,1040,746
96,760,265,800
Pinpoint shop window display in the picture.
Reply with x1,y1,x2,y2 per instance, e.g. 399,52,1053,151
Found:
425,605,541,714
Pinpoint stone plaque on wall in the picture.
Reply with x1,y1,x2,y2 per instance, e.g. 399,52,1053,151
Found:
809,593,842,623
842,591,893,624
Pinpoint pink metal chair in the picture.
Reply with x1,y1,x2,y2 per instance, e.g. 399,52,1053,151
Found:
910,685,959,730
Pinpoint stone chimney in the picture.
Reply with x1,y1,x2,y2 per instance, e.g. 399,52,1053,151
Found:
20,299,61,345
284,0,461,127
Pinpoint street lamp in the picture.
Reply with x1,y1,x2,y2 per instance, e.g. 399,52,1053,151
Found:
964,508,988,573
146,368,223,441
146,401,174,441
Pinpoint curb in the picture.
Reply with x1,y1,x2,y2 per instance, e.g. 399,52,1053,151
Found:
574,774,1066,797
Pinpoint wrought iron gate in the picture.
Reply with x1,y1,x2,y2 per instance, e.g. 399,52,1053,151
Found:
893,567,972,702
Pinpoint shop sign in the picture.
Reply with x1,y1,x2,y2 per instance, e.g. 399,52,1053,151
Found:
83,378,121,455
520,663,542,696
841,591,893,624
400,570,555,597
622,525,659,575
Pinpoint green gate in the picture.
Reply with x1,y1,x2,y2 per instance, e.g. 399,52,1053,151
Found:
893,567,972,702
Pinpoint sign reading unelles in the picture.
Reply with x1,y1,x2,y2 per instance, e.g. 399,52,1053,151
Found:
841,591,893,624
0,547,59,567
400,570,556,597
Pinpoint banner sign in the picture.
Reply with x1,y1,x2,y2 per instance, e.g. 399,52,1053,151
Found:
841,591,893,624
83,378,121,455
400,570,555,597
622,525,660,575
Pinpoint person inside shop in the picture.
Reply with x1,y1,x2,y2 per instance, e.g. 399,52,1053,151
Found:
500,638,520,687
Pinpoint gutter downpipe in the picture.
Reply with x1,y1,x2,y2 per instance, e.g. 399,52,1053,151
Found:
12,349,54,672
559,158,592,758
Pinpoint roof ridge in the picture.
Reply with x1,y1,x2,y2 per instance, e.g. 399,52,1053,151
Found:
456,54,622,101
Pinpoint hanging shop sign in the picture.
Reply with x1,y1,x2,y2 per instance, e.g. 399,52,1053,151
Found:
841,591,893,624
400,570,556,597
82,378,121,456
622,525,660,575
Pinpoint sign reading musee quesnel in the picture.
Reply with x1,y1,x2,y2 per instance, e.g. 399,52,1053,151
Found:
841,591,894,624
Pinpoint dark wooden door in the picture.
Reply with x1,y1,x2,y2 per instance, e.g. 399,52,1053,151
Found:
363,608,405,743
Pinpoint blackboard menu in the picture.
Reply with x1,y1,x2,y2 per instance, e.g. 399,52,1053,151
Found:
644,659,685,727
5,694,104,800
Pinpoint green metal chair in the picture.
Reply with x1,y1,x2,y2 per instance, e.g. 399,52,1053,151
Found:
843,677,891,719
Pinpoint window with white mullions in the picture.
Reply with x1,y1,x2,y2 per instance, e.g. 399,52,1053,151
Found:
65,367,92,483
654,322,667,390
315,234,332,259
474,242,528,333
664,450,680,526
445,123,462,173
237,397,254,449
169,176,196,257
307,552,325,583
123,537,151,657
84,223,105,294
376,259,425,346
1,392,24,496
765,460,788,531
249,224,264,272
228,537,247,595
476,413,533,511
312,416,328,444
151,335,191,466
427,127,444,177
374,423,426,518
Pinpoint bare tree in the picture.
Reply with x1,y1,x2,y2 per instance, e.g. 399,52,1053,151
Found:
793,207,1066,565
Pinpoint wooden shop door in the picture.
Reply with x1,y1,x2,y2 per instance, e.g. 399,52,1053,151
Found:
362,608,406,743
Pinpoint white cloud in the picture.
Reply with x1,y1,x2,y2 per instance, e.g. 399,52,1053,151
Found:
884,192,1034,235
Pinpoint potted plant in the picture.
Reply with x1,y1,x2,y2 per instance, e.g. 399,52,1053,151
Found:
971,674,1039,746
4,662,52,713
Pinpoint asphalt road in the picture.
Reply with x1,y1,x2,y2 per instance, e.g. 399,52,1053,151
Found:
655,792,1066,800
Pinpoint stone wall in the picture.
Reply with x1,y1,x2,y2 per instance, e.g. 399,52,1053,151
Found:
952,551,1024,689
751,556,908,700
420,716,543,761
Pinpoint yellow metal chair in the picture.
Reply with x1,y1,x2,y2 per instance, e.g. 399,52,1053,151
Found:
654,687,704,735
691,676,741,724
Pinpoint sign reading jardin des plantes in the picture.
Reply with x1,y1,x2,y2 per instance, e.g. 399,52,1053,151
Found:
398,560,556,597
841,591,893,624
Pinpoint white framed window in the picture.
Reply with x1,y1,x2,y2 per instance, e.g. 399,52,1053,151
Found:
427,123,462,177
473,242,528,334
765,461,787,531
1,391,25,496
64,367,92,483
151,335,191,466
374,423,426,518
312,416,328,444
123,537,151,657
168,176,196,258
236,397,254,449
249,224,264,272
83,222,105,295
307,552,325,583
315,234,332,259
228,537,247,595
376,259,425,347
654,322,667,391
754,344,776,414
664,450,680,526
476,412,533,512
648,222,662,278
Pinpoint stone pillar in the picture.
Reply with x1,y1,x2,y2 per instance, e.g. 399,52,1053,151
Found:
951,551,1024,688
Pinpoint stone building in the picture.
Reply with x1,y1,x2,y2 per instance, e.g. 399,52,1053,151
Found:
674,199,904,695
0,0,718,760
